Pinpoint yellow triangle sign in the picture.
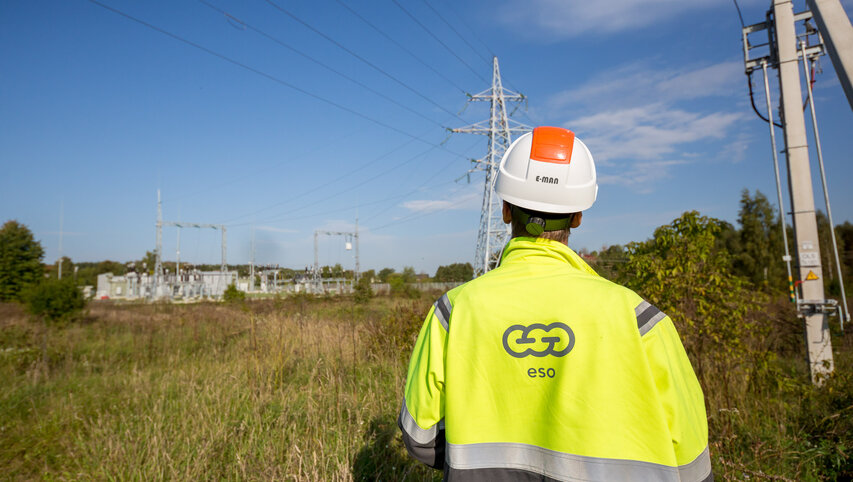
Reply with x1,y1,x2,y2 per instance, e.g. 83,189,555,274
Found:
805,270,820,281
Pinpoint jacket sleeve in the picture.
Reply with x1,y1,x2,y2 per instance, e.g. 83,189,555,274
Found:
636,301,713,482
397,294,451,470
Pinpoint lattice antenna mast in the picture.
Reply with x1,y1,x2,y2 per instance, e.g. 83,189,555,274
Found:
453,57,530,276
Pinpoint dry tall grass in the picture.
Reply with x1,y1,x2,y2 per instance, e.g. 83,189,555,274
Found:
1,295,851,480
0,297,438,481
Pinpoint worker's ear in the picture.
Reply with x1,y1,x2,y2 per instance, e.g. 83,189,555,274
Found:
502,201,512,224
570,212,582,228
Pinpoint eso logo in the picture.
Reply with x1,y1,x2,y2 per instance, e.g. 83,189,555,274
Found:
535,175,558,184
502,322,575,358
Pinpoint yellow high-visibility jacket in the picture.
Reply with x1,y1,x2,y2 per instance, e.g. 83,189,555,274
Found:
398,237,712,481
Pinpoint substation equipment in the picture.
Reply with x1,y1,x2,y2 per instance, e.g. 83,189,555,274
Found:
741,0,852,382
152,189,235,300
311,220,360,294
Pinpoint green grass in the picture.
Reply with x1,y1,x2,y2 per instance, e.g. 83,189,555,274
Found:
0,296,850,480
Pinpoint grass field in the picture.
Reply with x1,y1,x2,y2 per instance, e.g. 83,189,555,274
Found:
1,294,851,480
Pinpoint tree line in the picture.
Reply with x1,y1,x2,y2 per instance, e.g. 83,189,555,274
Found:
590,189,853,298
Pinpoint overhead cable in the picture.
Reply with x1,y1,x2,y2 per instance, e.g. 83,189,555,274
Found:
430,0,530,103
198,0,447,129
222,135,421,225
235,136,480,228
749,71,783,128
86,0,451,147
423,0,537,124
436,0,496,60
732,0,746,28
332,0,469,96
420,0,492,66
389,0,490,85
261,0,468,123
368,193,470,232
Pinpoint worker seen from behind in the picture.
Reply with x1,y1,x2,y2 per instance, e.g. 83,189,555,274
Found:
397,126,711,481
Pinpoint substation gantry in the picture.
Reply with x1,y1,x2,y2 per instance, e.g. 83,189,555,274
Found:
312,220,360,294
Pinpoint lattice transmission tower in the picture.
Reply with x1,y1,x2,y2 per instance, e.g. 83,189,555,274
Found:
453,57,530,276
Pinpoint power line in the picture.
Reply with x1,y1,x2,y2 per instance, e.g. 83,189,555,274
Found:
389,0,490,85
419,0,537,125
198,0,446,129
221,134,420,225
368,191,471,232
232,134,479,227
732,0,746,28
239,177,459,228
436,0,496,60
233,135,480,229
436,0,541,124
420,0,492,67
362,138,483,222
165,130,360,204
88,0,475,221
261,0,468,123
332,0,469,96
86,0,445,147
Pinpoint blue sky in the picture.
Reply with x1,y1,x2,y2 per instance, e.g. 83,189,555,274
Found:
2,0,852,275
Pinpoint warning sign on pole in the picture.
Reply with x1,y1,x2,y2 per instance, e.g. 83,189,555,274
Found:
805,270,820,281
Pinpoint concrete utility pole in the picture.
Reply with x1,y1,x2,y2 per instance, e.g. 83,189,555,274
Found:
805,0,853,111
773,0,833,381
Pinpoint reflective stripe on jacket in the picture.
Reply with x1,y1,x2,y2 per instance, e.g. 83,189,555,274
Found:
398,237,712,481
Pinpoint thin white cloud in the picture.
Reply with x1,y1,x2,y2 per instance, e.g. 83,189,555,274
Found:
598,159,689,193
497,0,764,39
39,231,85,236
255,225,297,234
402,191,480,213
401,183,482,214
548,61,742,113
545,60,748,191
569,105,744,163
403,200,457,213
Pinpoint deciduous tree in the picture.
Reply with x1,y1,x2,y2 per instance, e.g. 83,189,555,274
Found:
434,262,473,282
0,220,45,301
621,211,768,390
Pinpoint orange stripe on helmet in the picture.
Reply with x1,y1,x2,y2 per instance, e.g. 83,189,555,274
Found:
530,126,575,164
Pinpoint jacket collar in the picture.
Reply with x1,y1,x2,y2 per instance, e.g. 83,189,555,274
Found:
498,237,600,277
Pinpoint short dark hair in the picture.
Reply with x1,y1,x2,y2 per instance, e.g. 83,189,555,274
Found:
509,204,573,244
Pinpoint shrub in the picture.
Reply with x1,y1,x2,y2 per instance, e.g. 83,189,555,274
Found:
389,276,419,299
222,283,246,303
365,301,426,360
23,278,85,322
353,277,373,304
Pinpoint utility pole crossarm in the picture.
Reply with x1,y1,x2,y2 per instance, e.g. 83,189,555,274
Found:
805,0,853,111
467,86,525,102
162,221,223,230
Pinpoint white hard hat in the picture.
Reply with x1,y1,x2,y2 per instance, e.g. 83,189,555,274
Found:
495,126,598,214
